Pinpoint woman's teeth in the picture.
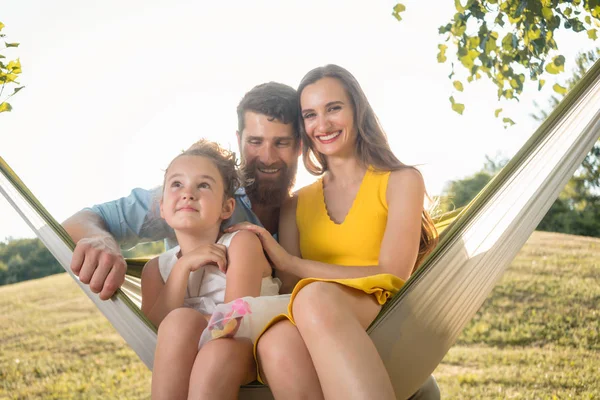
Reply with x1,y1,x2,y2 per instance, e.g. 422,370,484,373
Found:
318,131,341,142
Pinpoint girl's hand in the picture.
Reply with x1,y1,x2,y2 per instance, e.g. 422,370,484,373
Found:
178,243,228,273
225,223,295,272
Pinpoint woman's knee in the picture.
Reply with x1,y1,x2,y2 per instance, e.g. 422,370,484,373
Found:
292,282,348,329
257,321,308,377
292,282,380,332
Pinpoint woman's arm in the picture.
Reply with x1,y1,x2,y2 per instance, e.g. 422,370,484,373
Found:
224,230,272,302
276,195,302,293
227,168,425,281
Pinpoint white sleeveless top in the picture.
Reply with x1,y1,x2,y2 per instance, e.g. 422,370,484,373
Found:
158,231,281,315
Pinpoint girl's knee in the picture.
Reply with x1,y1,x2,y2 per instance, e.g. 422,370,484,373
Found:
157,308,207,341
196,339,256,382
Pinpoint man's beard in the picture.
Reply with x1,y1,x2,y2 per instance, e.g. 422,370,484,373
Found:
241,158,297,208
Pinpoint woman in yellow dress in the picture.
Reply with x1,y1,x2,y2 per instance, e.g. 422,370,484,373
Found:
228,64,438,400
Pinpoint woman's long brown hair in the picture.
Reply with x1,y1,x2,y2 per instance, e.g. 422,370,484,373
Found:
298,64,438,271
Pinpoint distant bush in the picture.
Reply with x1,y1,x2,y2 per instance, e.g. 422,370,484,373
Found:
0,238,62,285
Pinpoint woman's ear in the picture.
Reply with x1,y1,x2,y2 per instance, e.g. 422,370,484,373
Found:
221,197,236,220
159,199,165,219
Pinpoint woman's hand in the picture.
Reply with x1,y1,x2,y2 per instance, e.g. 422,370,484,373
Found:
225,223,295,272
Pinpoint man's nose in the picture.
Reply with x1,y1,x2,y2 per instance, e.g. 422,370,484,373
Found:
259,144,277,165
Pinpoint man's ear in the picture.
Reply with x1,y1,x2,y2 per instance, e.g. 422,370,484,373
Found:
236,130,243,152
221,197,235,220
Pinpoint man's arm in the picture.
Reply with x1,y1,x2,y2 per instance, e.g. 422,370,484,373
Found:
63,209,127,300
62,187,168,300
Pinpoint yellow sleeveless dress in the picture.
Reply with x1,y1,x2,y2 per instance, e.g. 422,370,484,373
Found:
254,166,405,382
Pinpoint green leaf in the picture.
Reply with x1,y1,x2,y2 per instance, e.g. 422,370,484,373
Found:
588,29,598,40
0,102,12,113
454,0,470,12
541,7,553,20
453,80,464,91
4,42,19,48
0,22,4,32
538,79,546,90
0,55,4,59
545,55,566,74
7,59,21,74
502,117,515,126
392,3,406,21
437,44,448,63
467,36,480,49
495,108,503,118
12,86,24,95
393,3,406,13
449,96,465,115
553,83,568,95
502,33,514,51
459,49,480,69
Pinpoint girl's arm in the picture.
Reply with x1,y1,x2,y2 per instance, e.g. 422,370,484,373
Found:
141,256,191,327
227,168,425,281
141,243,227,327
224,230,272,302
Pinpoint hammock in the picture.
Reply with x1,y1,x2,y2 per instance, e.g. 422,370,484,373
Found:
2,59,600,399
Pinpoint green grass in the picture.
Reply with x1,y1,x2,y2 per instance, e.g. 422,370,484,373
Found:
0,231,598,399
434,231,600,399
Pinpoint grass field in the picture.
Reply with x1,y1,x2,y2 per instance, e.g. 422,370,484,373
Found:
1,231,598,399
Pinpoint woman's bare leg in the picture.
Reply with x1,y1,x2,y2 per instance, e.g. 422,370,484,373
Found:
256,320,324,400
152,308,207,400
292,282,395,400
187,338,255,400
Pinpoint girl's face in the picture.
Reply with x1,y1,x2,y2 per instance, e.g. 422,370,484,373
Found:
300,77,357,159
160,155,232,232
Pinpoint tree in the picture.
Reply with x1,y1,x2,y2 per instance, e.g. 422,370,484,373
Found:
532,48,600,236
438,154,508,213
0,21,24,113
0,238,62,286
393,1,600,122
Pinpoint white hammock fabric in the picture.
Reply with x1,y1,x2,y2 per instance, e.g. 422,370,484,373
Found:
2,59,600,399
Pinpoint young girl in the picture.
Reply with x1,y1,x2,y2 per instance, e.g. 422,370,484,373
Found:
140,139,285,400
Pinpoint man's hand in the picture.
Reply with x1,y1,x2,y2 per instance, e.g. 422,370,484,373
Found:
178,243,228,273
70,235,126,300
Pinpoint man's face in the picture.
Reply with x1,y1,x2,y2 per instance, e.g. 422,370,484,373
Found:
237,111,299,207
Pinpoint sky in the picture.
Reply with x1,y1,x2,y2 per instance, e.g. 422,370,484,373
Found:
1,0,597,241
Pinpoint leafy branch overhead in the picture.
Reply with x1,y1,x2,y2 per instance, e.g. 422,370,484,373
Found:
393,1,600,122
0,21,24,113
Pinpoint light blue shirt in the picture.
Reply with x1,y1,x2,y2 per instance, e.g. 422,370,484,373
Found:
86,187,263,250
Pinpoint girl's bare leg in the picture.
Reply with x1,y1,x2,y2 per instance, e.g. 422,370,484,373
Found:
187,338,256,400
152,308,207,400
256,320,324,400
292,282,396,400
